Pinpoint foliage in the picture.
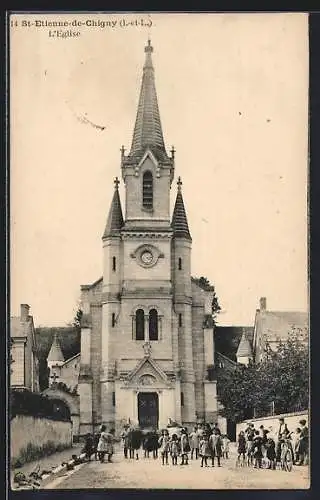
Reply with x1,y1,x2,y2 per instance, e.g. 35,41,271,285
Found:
191,276,221,320
11,440,70,469
72,307,83,333
53,381,78,395
217,329,309,422
10,388,71,422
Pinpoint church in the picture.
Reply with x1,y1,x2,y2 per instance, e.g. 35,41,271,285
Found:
75,40,218,435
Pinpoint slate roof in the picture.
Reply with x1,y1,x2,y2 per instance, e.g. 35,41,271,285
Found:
10,317,27,338
102,184,124,239
256,311,308,341
47,333,65,362
171,182,192,240
127,40,169,163
236,330,253,358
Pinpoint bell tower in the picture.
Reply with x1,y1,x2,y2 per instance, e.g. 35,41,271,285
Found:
121,39,175,231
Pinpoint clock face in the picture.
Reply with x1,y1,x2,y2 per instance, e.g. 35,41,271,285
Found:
141,250,153,265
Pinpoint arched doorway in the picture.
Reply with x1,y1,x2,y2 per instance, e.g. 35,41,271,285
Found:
138,392,159,429
42,388,80,438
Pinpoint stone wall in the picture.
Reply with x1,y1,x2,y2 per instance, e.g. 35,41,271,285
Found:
11,415,72,465
236,410,309,441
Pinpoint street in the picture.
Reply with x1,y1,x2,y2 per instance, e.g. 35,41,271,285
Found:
44,443,309,490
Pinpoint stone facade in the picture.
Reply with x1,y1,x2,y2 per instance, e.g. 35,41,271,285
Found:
76,41,218,435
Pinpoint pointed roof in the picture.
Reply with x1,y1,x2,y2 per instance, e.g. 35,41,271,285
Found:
236,329,253,358
103,177,124,239
171,177,192,240
47,333,64,363
128,40,169,163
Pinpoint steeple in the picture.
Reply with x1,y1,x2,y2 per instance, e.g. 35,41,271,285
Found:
128,39,169,163
47,332,64,364
171,177,192,241
103,177,124,239
236,329,253,365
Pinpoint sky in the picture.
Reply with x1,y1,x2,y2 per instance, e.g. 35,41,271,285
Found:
10,12,309,327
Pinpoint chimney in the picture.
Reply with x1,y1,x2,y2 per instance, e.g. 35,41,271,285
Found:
20,304,30,321
259,297,267,311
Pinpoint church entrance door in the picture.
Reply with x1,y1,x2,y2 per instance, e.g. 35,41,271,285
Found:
137,392,159,429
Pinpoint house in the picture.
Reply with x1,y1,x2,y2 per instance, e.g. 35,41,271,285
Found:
10,304,39,392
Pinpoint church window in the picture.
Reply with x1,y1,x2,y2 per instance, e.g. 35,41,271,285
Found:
181,392,184,407
179,313,182,327
112,256,116,271
112,392,116,406
142,171,153,209
149,309,158,341
178,258,182,270
135,309,145,340
112,313,116,327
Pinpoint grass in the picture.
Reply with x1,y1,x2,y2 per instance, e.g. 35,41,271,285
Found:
11,441,72,469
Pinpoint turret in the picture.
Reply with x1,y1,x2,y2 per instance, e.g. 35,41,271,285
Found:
47,332,64,386
236,329,253,366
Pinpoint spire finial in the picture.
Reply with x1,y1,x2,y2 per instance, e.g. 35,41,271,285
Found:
114,177,120,189
171,145,175,159
177,176,182,191
120,145,125,159
145,38,153,53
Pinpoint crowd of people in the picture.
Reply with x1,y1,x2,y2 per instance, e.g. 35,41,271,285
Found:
80,422,231,468
80,417,308,471
120,422,231,468
237,417,309,469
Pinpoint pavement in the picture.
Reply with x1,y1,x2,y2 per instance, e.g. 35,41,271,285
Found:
10,444,83,490
41,442,310,490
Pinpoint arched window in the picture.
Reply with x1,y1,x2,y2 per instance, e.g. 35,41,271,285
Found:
179,313,182,327
112,313,116,327
135,309,145,341
178,258,182,270
149,309,158,341
142,171,153,209
181,392,184,407
112,256,116,272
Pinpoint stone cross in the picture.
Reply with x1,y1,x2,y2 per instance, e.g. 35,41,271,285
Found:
114,177,120,189
50,372,59,384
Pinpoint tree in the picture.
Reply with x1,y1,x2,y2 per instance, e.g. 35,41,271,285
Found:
191,276,221,321
217,329,309,422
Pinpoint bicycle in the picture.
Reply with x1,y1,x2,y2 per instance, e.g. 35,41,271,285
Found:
280,439,294,472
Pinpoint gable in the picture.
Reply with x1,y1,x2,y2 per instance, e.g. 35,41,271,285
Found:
126,357,169,386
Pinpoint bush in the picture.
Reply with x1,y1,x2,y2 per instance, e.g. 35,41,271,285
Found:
10,389,71,422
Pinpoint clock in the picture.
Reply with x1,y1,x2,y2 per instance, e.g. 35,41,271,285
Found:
141,250,153,265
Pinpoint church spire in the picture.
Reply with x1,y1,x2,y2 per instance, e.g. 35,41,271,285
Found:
103,177,124,239
128,40,168,163
172,177,192,241
47,332,64,363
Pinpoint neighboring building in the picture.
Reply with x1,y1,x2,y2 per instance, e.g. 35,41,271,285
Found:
10,304,39,392
47,333,80,391
75,40,218,434
252,297,309,363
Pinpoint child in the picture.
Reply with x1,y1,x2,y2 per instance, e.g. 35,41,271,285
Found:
209,429,223,467
199,434,211,467
189,426,200,460
158,429,170,465
170,434,179,465
222,434,230,459
253,430,263,469
82,433,94,461
237,431,246,465
265,432,276,470
180,428,190,465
